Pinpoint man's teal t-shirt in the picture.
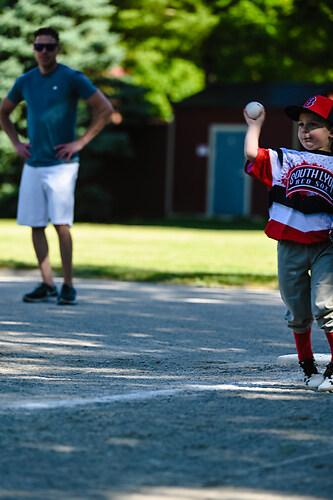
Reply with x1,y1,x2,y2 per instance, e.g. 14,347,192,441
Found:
7,63,97,166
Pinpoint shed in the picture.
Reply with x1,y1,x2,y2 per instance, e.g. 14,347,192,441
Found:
166,82,333,218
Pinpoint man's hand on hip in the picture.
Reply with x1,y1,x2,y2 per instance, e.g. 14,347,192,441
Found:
54,139,84,162
15,142,32,161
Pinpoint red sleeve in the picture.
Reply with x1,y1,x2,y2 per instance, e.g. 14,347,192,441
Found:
244,148,273,189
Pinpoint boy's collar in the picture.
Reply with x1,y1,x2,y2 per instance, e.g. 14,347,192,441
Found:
309,149,333,156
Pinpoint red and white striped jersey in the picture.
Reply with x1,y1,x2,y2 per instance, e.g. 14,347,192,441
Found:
245,147,333,243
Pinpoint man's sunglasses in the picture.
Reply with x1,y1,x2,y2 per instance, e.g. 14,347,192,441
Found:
34,43,58,52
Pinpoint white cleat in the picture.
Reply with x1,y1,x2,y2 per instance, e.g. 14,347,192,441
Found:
299,358,324,388
318,362,333,392
306,373,324,389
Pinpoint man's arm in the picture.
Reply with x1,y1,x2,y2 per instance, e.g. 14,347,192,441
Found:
243,108,265,162
0,97,32,161
54,90,113,161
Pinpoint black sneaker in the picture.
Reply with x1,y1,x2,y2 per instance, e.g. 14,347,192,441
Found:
318,361,333,392
23,283,58,303
57,284,77,305
299,358,324,388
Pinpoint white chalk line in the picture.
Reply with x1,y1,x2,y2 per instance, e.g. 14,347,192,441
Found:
3,382,305,411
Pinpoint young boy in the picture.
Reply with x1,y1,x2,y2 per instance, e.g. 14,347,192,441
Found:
244,95,333,391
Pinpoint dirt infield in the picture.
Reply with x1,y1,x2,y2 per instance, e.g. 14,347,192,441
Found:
0,273,332,500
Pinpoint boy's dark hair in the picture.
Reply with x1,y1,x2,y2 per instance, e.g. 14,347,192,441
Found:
33,27,59,42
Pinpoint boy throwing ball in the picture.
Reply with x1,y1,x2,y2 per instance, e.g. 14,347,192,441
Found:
244,95,333,391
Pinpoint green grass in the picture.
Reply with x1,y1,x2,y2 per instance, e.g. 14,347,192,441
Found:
0,219,278,288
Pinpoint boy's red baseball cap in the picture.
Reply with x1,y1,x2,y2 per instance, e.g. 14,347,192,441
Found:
285,95,333,125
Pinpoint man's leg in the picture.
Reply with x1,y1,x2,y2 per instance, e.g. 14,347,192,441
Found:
32,227,54,286
54,224,73,286
44,163,78,304
54,224,77,305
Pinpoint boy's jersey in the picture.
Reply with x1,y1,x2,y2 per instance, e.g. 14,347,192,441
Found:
7,63,97,166
245,147,333,243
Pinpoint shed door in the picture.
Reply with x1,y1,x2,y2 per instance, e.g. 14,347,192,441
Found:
207,125,249,216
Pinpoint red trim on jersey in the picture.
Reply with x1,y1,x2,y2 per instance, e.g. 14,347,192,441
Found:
245,148,273,189
265,220,330,243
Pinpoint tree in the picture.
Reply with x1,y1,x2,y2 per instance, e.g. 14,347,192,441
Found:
202,0,332,84
201,0,294,83
276,0,333,82
111,0,218,120
111,0,333,120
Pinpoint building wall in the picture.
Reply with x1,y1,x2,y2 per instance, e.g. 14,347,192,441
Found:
170,106,294,217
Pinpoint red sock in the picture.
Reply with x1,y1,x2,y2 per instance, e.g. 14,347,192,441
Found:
293,328,313,362
325,331,333,362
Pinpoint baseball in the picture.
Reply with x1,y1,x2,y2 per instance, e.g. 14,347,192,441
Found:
245,101,264,119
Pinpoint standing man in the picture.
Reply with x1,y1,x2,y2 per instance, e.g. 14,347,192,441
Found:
0,27,113,305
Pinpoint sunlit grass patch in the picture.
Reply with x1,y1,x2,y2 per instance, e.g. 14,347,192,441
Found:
0,219,278,288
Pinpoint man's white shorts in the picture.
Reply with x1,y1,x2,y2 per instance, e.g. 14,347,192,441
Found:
17,162,79,227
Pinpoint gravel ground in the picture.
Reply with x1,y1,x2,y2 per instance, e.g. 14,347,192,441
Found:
0,272,332,500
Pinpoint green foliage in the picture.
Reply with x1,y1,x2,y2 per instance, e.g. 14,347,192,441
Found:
111,0,333,116
75,125,133,222
111,0,218,119
278,0,333,82
201,0,292,82
95,77,155,124
74,77,158,222
202,0,332,83
129,53,205,120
